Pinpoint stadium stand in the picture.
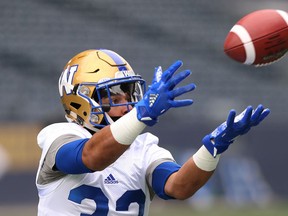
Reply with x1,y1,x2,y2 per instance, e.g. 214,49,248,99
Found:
0,0,287,204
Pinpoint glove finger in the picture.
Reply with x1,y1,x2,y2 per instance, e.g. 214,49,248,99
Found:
169,83,196,98
167,70,191,89
162,60,183,82
259,108,271,122
241,106,253,125
253,108,270,126
251,104,264,123
170,99,193,108
226,110,236,128
234,106,252,127
151,66,163,84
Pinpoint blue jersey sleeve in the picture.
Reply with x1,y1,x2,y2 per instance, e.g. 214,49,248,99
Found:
152,161,181,200
55,138,93,174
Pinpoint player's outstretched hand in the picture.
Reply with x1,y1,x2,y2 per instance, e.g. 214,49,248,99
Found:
202,104,270,157
135,60,196,126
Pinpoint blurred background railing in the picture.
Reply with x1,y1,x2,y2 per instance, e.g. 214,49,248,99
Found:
0,0,287,214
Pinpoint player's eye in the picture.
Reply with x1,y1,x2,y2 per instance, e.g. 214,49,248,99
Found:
112,97,120,105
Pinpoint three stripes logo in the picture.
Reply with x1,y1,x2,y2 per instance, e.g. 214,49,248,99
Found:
149,94,159,107
104,174,119,184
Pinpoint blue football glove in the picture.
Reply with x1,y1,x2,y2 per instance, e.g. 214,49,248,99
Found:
135,60,196,126
202,104,270,157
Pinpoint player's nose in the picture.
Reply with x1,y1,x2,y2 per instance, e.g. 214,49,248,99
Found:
123,104,133,115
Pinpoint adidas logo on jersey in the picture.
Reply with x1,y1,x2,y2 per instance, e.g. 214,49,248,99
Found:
104,174,119,184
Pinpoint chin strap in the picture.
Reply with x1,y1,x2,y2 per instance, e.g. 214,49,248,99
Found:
103,112,115,125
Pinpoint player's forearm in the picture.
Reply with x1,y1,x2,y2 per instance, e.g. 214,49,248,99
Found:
82,109,146,171
165,157,214,200
82,125,129,171
165,146,219,200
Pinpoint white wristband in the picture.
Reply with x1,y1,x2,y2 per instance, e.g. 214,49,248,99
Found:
110,108,146,145
192,145,220,171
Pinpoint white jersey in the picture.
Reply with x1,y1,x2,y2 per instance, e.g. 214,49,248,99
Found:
36,123,175,216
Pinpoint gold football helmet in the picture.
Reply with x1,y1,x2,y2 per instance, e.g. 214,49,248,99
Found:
58,49,145,131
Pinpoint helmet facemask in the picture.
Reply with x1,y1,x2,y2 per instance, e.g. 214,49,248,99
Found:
74,76,145,131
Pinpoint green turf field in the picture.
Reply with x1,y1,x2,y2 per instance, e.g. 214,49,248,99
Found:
150,205,288,216
1,201,288,216
149,200,288,216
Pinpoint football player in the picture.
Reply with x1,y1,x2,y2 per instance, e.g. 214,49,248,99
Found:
35,49,270,215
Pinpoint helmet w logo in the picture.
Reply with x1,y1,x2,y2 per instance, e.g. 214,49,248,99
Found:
59,65,78,97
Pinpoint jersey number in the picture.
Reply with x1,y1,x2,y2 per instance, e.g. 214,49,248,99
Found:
68,185,146,216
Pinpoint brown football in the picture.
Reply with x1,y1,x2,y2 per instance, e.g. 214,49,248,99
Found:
224,9,288,66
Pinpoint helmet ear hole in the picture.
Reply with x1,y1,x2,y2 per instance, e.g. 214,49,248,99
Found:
70,102,81,109
83,111,87,116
